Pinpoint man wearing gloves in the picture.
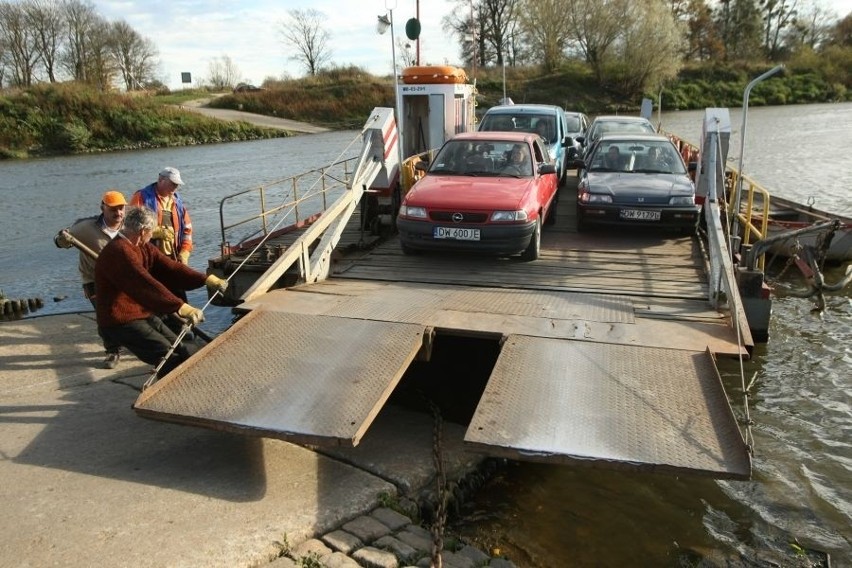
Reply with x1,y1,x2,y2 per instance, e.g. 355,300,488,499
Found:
54,189,127,368
95,206,228,378
130,166,193,265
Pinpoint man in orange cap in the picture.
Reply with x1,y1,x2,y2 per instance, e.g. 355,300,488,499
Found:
54,190,127,368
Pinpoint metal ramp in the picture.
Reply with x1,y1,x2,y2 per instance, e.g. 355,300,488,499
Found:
134,277,751,478
134,310,426,446
465,336,751,479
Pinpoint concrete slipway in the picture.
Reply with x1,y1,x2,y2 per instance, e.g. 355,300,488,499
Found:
0,312,480,568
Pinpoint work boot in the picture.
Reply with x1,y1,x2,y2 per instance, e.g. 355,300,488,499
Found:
103,352,120,369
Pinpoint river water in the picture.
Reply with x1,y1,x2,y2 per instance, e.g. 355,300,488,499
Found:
0,103,849,566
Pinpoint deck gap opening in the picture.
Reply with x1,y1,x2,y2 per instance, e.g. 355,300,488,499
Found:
387,333,501,426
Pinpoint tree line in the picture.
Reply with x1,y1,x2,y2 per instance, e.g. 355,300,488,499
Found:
3,0,850,100
441,0,849,97
0,0,159,91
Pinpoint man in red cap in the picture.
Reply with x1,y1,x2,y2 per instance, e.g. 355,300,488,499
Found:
54,189,127,368
130,167,193,266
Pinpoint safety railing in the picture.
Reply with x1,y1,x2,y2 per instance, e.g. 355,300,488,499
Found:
218,157,360,257
724,170,771,271
665,131,772,271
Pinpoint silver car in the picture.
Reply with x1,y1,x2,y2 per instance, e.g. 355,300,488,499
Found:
576,115,656,159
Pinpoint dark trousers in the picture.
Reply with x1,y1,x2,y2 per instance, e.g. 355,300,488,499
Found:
84,283,121,355
99,315,200,378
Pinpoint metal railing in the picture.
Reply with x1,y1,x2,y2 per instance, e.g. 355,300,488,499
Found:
217,157,360,256
665,131,773,271
724,169,771,271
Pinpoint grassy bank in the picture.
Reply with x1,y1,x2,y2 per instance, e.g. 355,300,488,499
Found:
209,61,849,127
0,83,288,159
1,60,846,160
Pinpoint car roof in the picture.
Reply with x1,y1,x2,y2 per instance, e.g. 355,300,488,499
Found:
595,133,672,144
483,104,563,114
591,115,653,123
451,131,537,143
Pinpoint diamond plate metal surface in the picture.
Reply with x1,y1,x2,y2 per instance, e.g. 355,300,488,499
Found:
320,283,633,324
134,310,426,446
442,289,634,323
465,336,750,479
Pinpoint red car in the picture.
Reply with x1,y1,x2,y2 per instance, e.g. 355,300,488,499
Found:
397,132,558,261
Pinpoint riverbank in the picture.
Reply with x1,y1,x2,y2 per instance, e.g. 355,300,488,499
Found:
0,313,516,567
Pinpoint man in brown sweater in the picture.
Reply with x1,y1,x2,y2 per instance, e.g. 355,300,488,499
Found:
95,206,228,378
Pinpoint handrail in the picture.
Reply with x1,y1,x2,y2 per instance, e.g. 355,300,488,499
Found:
724,169,770,271
664,131,772,271
217,157,359,255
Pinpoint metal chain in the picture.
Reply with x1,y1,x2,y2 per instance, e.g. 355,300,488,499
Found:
771,241,801,283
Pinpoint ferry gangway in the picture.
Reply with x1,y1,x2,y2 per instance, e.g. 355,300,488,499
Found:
135,108,757,480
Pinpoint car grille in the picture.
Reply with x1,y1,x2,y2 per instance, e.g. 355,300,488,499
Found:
430,211,489,223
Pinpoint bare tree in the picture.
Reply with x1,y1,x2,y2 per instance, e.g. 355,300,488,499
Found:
760,0,800,58
441,2,476,67
108,19,158,90
444,0,518,69
24,0,64,82
830,12,852,47
84,15,115,90
481,0,520,66
60,0,98,82
0,0,41,87
206,54,240,90
279,8,331,76
785,2,835,50
397,37,416,67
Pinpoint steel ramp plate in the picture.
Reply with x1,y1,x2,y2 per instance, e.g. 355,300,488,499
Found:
134,310,426,446
465,336,751,479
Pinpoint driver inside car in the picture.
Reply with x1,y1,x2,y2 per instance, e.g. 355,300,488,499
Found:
501,144,531,175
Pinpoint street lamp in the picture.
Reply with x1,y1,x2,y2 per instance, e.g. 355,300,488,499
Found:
377,1,405,168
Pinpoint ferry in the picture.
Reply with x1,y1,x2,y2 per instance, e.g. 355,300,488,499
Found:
131,66,849,482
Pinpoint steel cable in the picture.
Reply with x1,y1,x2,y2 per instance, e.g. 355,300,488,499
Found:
143,119,380,389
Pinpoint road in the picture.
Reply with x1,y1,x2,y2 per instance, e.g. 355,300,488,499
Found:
180,96,329,134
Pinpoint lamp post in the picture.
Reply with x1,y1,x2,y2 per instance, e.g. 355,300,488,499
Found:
731,64,784,239
377,1,405,167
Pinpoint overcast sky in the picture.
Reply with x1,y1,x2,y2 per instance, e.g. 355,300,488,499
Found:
91,0,852,90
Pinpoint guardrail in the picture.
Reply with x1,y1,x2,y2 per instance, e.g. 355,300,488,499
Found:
216,149,437,260
665,132,772,271
217,156,359,256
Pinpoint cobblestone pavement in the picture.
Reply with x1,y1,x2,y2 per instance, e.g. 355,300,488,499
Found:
271,507,518,568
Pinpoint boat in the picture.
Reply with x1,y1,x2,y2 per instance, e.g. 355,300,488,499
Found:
665,128,851,264
755,193,852,262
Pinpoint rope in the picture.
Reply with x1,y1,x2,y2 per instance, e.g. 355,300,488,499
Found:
143,125,374,389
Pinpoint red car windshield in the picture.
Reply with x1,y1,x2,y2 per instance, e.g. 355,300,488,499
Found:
430,140,533,177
